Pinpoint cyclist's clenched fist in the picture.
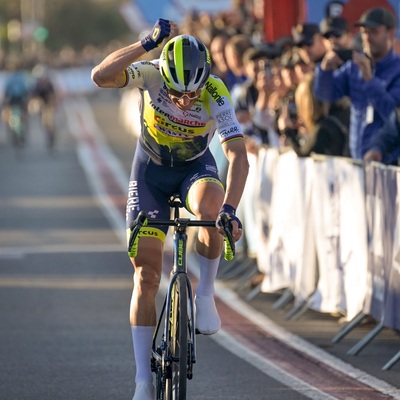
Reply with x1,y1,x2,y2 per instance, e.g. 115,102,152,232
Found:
141,19,178,52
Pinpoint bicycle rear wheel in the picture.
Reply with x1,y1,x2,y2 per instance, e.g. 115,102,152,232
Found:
165,273,188,400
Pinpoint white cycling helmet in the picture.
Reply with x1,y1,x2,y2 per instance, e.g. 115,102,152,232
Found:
159,34,211,93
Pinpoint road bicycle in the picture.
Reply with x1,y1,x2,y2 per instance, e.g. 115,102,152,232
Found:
7,103,27,148
128,195,235,400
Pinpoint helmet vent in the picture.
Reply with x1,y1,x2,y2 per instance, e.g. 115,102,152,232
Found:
194,68,204,85
170,67,178,84
184,70,191,87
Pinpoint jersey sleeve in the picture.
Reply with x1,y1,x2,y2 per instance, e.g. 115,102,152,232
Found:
125,60,161,90
205,76,243,144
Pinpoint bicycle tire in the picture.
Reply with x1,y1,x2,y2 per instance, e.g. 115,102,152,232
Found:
9,106,26,148
165,273,188,400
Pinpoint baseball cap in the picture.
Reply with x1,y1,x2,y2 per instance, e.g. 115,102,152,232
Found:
354,7,396,29
320,16,349,37
292,23,320,46
242,47,269,64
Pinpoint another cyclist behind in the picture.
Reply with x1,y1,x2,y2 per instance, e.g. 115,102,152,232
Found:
92,19,249,400
31,64,58,150
2,62,31,144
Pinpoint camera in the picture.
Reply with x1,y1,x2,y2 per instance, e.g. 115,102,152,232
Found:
334,49,353,62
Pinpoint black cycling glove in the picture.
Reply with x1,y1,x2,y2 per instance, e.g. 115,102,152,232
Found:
141,19,171,52
217,204,242,230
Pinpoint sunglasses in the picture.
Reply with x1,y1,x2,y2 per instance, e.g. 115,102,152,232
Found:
297,39,314,48
323,31,343,39
168,88,201,101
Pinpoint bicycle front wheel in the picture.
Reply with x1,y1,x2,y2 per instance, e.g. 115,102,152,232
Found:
165,273,188,400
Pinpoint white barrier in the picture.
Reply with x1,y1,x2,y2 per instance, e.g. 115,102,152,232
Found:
246,148,399,331
308,157,368,321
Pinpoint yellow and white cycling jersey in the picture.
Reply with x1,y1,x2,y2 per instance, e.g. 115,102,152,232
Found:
125,59,243,167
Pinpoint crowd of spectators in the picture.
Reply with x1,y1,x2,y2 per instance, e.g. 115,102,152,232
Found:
2,1,400,165
165,3,400,166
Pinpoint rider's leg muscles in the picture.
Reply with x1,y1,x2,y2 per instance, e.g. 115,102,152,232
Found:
130,236,163,383
187,181,224,334
187,180,224,258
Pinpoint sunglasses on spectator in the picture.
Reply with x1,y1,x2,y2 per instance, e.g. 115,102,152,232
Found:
323,31,343,39
297,39,314,48
168,88,201,100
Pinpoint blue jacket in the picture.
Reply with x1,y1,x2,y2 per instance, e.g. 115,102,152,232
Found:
314,50,400,164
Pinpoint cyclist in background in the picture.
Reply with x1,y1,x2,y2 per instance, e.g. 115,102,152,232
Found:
2,64,31,145
91,19,249,400
31,65,58,150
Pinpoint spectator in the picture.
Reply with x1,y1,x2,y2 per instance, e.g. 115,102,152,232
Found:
278,72,347,157
209,31,237,90
364,107,400,162
233,46,278,148
320,16,352,52
292,23,327,65
281,47,312,85
319,15,352,156
291,20,351,156
268,48,309,140
315,7,400,165
224,33,254,100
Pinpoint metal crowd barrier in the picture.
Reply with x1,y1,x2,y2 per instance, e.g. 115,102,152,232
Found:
232,146,400,371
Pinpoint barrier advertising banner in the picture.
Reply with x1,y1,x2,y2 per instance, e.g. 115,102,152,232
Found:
383,168,399,331
363,164,388,321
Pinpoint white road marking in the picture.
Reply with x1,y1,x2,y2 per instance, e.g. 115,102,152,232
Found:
0,243,125,258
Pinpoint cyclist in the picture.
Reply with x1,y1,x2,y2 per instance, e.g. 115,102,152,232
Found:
91,19,249,400
31,65,58,150
2,66,31,144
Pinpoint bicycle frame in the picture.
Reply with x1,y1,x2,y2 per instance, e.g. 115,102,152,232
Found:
152,217,197,363
150,200,216,398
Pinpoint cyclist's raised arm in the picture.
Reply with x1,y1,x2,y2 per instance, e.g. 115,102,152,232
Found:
91,42,147,88
91,19,176,88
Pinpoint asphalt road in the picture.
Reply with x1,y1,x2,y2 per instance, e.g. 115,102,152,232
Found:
0,91,399,400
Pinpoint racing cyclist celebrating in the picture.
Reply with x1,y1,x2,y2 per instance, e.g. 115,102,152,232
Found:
91,19,249,400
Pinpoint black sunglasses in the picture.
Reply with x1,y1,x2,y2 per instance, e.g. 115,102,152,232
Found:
297,39,314,48
323,31,343,39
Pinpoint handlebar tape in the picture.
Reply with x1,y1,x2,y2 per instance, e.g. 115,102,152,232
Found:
128,211,148,258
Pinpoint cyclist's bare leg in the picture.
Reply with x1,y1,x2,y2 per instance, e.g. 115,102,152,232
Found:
188,181,224,334
130,236,163,388
187,181,224,257
130,236,163,325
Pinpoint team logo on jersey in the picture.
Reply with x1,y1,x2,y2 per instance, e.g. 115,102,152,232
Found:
204,81,225,106
205,165,217,174
127,180,140,212
220,125,240,138
216,110,233,126
183,110,201,120
155,124,196,138
127,67,137,80
148,210,159,218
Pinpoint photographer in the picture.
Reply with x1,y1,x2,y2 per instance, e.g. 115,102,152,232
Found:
278,72,347,157
315,7,400,165
233,46,280,150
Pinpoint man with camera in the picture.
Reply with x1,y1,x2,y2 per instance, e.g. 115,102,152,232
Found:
315,7,400,165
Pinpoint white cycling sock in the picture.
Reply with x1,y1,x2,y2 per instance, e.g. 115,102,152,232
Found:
195,254,220,296
131,325,155,383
